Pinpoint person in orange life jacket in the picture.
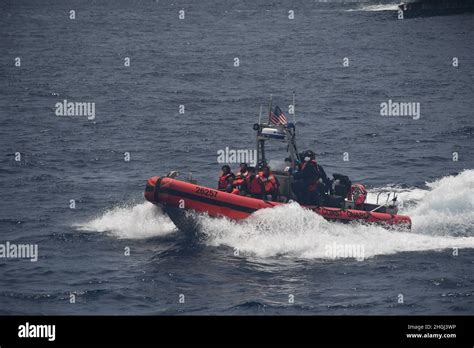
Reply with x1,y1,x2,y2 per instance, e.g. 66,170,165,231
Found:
232,162,249,193
233,163,249,184
259,166,280,201
291,150,330,205
349,183,367,208
218,165,235,192
245,167,266,200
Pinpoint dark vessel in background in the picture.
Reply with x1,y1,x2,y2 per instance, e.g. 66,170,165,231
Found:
399,0,474,18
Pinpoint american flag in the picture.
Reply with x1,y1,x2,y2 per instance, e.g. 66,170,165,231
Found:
270,106,288,126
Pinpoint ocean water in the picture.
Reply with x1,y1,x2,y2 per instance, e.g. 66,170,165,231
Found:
0,0,473,315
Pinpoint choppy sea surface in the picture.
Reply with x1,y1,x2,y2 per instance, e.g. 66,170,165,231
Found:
1,0,473,314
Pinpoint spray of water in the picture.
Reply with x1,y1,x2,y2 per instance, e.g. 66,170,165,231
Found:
347,4,400,12
75,202,176,239
77,170,474,259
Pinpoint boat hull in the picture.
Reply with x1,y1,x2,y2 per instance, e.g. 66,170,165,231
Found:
145,176,412,229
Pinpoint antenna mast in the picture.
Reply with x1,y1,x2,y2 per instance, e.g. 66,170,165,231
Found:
292,91,296,124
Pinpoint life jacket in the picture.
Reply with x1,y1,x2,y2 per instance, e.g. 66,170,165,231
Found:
349,184,367,206
218,173,234,191
259,172,278,193
245,175,263,194
301,160,320,192
233,170,248,187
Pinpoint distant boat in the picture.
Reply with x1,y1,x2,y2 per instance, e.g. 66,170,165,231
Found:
398,0,474,18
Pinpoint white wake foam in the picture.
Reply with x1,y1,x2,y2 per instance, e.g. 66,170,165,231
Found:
368,170,474,236
409,171,474,236
75,202,176,239
347,4,400,12
196,170,474,260
76,170,474,260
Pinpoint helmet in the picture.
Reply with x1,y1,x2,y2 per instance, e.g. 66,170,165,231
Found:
302,150,316,161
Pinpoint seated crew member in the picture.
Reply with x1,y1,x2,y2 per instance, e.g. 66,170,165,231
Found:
291,150,330,205
245,167,266,200
235,163,249,182
259,166,279,201
232,162,249,194
218,165,235,192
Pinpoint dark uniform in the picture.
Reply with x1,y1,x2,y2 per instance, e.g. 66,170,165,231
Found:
292,151,331,205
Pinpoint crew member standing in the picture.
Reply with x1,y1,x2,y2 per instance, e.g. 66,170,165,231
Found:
292,150,330,205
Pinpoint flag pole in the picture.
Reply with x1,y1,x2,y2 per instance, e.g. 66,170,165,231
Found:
267,94,273,124
291,91,299,163
258,104,262,124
